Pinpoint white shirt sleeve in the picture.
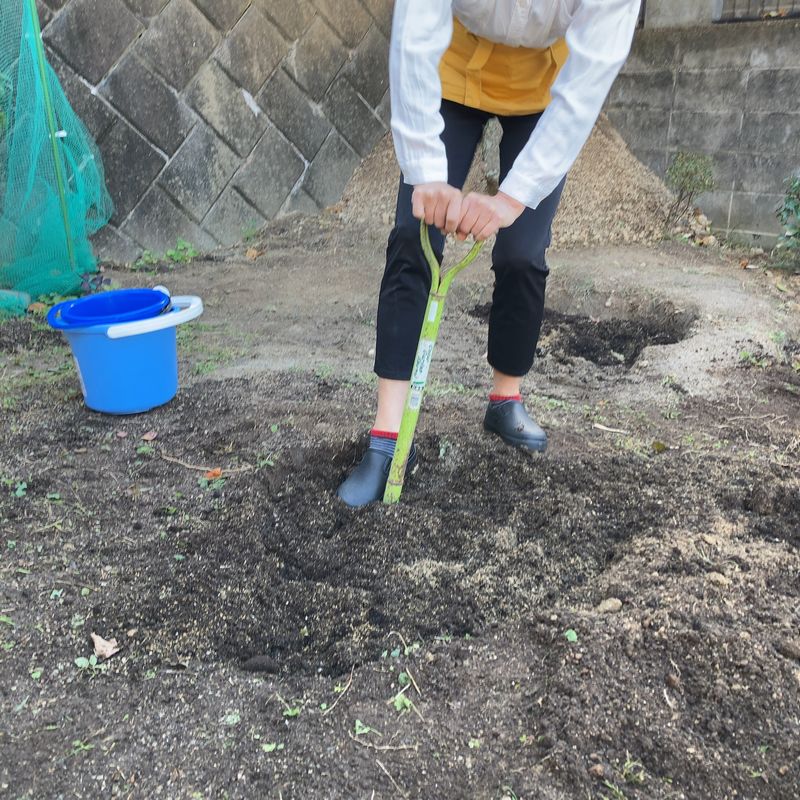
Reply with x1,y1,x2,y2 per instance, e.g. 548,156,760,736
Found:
500,0,641,209
389,0,453,186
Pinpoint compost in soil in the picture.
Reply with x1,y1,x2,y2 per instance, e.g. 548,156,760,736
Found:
2,231,799,799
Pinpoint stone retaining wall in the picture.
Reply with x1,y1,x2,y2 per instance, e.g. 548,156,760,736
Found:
38,3,800,251
607,20,800,239
35,0,393,260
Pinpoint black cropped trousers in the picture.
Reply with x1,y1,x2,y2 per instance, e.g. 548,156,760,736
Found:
374,99,566,380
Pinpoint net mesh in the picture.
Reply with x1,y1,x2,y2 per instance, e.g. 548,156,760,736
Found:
0,0,112,317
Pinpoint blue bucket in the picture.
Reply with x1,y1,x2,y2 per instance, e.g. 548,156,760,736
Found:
48,293,203,415
59,287,171,326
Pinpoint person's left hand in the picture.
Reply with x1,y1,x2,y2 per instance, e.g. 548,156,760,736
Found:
456,191,526,241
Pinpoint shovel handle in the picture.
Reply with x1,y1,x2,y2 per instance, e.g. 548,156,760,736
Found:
420,220,484,296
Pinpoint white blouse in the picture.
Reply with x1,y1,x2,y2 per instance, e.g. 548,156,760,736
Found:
389,0,641,209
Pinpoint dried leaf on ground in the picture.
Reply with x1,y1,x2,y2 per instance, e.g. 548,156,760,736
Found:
205,467,223,480
91,632,120,660
597,598,623,614
141,431,158,442
706,571,731,587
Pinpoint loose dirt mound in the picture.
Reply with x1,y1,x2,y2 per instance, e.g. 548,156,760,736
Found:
4,223,800,799
554,116,671,246
2,369,798,799
339,115,670,248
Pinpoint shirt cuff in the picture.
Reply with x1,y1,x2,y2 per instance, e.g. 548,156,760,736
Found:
498,172,550,211
400,157,449,187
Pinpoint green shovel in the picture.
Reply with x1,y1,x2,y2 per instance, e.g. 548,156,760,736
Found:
383,220,484,504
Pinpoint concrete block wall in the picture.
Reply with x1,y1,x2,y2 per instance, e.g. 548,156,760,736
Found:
607,20,800,239
35,0,393,260
643,0,724,29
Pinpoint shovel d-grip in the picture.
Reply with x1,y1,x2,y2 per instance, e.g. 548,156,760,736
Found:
383,220,484,504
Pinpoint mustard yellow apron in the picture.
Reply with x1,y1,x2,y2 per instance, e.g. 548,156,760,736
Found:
440,17,568,116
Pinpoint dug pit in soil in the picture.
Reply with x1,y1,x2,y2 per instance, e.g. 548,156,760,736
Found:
469,304,695,368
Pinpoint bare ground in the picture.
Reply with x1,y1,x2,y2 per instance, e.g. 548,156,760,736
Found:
1,214,799,800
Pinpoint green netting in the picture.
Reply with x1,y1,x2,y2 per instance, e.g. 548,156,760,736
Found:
0,0,113,317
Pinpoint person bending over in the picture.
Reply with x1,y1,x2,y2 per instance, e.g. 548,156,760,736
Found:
338,0,641,507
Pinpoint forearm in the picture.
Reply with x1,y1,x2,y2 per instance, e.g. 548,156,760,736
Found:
500,0,640,209
389,0,454,186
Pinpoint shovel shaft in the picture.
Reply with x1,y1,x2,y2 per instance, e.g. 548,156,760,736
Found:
383,221,483,505
383,290,446,503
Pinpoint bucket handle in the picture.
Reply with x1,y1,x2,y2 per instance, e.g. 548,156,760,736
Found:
106,296,203,340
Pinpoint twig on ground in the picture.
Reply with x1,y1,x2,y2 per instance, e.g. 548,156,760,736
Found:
85,726,107,743
158,449,252,475
270,692,301,717
30,518,66,534
114,766,129,784
321,665,354,716
405,667,422,698
388,630,409,652
69,484,92,518
592,423,630,435
725,413,786,423
348,732,418,752
376,759,408,798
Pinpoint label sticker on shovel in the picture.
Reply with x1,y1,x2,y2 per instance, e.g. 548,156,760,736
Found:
412,340,435,385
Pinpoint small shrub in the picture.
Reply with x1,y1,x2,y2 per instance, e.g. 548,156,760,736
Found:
133,250,159,271
772,175,800,270
665,152,716,228
166,239,199,264
133,240,199,271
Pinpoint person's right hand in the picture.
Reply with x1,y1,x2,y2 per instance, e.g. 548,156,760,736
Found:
411,182,463,235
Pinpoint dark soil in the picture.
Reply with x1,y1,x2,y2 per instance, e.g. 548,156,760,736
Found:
727,339,800,426
0,317,62,353
2,357,799,799
2,227,799,799
469,304,695,368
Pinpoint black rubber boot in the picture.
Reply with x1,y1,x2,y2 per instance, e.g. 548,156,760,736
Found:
484,400,548,452
337,447,417,508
